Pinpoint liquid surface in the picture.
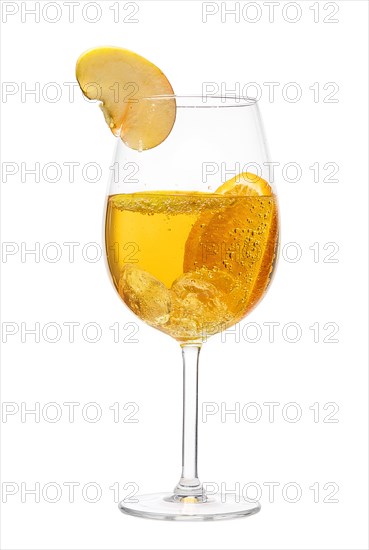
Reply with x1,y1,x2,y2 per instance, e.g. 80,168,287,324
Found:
105,192,279,342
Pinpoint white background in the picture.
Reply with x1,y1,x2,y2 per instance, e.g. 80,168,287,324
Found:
1,1,368,549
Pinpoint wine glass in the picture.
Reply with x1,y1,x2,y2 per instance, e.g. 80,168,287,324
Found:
104,95,279,520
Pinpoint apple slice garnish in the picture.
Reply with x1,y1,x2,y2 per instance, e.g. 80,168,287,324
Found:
76,46,176,150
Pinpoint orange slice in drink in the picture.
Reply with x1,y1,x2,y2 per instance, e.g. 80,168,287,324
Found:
183,173,278,318
76,47,176,150
215,172,273,196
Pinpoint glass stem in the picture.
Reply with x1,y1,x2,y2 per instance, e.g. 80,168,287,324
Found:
173,344,204,499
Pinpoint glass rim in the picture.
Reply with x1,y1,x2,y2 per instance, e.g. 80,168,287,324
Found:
139,94,258,108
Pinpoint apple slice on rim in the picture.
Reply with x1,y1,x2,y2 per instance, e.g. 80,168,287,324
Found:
76,46,176,151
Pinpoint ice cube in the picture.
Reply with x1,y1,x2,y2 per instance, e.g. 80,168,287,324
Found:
118,264,171,327
168,271,230,340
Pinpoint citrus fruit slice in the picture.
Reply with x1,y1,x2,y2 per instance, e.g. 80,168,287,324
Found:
76,46,176,150
215,172,273,196
183,173,278,318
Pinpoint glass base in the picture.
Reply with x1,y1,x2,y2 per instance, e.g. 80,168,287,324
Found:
119,492,261,521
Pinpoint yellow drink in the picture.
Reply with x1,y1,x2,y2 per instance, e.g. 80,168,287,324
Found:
105,191,278,342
